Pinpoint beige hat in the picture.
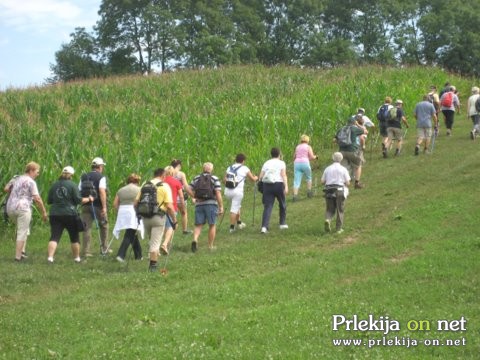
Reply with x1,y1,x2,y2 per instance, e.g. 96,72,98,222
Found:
396,99,403,105
62,166,75,175
92,157,106,166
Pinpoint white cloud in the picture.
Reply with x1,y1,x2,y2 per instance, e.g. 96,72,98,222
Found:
0,0,97,32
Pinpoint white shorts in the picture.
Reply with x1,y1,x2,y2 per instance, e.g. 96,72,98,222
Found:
224,188,244,214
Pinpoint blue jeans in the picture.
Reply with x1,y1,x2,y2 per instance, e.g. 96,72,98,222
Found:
261,182,287,229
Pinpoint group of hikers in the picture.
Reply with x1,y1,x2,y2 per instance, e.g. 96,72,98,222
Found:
3,82,479,271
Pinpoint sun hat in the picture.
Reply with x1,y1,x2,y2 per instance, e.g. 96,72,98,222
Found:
62,166,75,175
396,99,403,105
332,152,343,162
357,107,365,114
92,157,106,166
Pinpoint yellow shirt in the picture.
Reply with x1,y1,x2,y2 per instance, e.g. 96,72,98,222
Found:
135,178,172,212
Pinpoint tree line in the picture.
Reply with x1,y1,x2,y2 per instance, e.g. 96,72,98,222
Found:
49,0,480,83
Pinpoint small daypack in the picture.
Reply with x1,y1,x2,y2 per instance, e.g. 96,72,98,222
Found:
80,177,98,199
475,96,480,113
136,181,164,218
335,126,353,147
441,92,453,108
225,165,244,189
387,107,398,122
194,174,215,200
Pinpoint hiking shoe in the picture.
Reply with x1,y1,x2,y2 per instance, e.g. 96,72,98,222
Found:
307,190,313,198
183,230,193,235
116,256,125,263
382,149,387,158
21,252,28,259
160,245,169,255
191,241,198,253
324,220,331,233
229,228,235,233
279,224,289,230
354,182,364,189
237,222,246,230
414,146,419,156
74,257,82,263
47,257,54,264
336,229,344,234
292,195,298,202
471,130,475,140
260,227,268,234
395,148,400,156
148,265,158,272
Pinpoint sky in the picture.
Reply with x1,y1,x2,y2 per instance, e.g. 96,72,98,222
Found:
0,0,101,90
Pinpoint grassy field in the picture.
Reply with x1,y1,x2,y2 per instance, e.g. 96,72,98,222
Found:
0,65,479,359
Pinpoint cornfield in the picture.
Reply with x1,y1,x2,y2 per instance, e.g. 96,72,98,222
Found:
0,65,454,196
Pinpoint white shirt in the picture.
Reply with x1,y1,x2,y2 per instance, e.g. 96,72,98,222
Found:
321,162,351,198
224,163,250,192
261,158,286,183
467,94,479,116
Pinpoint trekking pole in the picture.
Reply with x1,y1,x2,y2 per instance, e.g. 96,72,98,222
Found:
252,181,257,226
160,214,175,275
90,202,104,255
430,126,438,153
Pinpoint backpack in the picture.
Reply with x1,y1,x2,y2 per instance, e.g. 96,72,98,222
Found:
441,92,453,108
136,181,164,218
225,165,244,189
387,106,397,121
377,104,392,122
475,96,480,113
193,174,215,200
80,177,98,199
335,126,353,147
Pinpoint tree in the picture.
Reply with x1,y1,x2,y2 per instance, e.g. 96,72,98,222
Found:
49,27,104,83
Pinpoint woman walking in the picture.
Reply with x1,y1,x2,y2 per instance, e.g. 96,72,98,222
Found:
47,166,93,263
292,134,318,201
4,162,48,261
113,173,144,262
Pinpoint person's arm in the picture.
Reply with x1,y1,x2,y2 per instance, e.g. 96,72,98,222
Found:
258,170,265,182
308,145,318,161
247,171,258,182
113,194,120,211
99,187,107,217
281,167,288,195
402,115,409,128
215,189,224,214
166,202,177,226
33,194,48,222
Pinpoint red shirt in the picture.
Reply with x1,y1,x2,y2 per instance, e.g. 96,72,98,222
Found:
163,176,183,211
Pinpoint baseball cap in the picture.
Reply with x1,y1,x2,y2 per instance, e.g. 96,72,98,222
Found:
92,157,106,166
357,107,365,114
396,99,403,104
62,166,75,175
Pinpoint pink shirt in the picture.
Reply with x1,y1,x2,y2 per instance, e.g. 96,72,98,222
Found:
294,143,313,163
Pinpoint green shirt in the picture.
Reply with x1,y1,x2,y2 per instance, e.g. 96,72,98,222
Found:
48,179,83,216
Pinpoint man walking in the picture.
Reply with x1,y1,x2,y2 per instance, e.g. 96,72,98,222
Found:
413,95,438,155
79,157,109,256
135,168,177,272
186,162,224,252
384,100,409,157
321,152,351,234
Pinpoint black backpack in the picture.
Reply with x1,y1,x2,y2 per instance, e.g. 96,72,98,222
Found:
194,174,215,200
136,181,164,218
335,126,353,147
225,165,244,189
80,176,98,199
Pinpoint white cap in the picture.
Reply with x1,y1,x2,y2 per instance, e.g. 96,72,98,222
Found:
62,166,75,175
92,157,106,166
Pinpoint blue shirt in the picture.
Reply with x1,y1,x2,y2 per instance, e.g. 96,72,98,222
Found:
414,101,436,128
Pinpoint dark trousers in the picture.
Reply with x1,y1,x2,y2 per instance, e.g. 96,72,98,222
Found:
442,109,455,130
261,182,287,229
325,195,346,231
117,228,142,259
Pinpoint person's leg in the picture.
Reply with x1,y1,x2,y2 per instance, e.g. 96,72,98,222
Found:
148,216,166,270
274,183,287,226
324,198,336,232
48,215,66,261
335,195,346,231
47,241,58,259
192,206,205,251
208,224,217,248
132,232,143,259
81,205,93,256
293,163,302,197
206,204,218,248
261,184,275,229
304,164,313,197
13,209,31,260
117,230,131,259
95,206,109,252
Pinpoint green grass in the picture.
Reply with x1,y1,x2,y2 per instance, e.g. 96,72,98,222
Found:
0,65,479,359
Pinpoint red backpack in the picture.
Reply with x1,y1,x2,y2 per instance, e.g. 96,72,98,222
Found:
441,92,453,108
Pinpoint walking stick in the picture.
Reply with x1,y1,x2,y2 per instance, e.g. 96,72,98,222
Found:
252,181,258,226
